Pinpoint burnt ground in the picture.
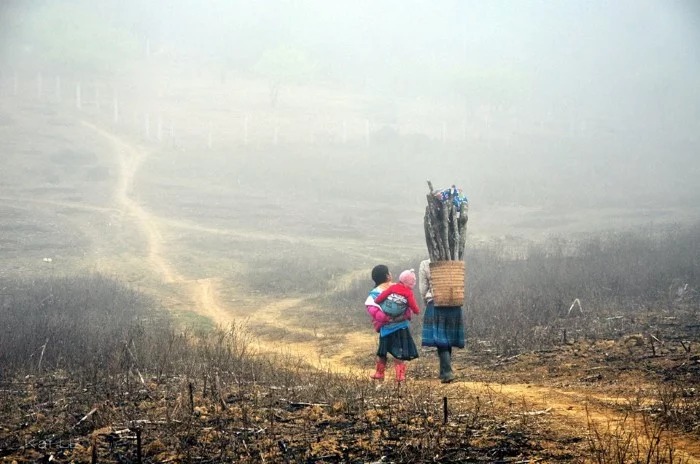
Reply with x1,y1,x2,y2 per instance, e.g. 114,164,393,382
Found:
2,329,699,464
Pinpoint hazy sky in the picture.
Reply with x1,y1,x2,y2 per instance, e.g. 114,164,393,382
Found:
3,1,698,116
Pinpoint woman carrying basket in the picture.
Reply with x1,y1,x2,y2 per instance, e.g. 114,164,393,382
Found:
419,259,465,383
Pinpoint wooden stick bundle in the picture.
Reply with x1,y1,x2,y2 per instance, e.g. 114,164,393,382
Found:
424,181,468,261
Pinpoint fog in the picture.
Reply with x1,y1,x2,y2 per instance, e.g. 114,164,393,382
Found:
4,6,700,460
1,0,699,238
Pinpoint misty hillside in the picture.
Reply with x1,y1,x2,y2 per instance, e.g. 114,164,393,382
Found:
1,0,699,230
2,2,700,463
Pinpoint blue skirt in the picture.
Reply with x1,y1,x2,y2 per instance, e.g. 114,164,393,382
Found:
377,328,419,360
421,303,465,349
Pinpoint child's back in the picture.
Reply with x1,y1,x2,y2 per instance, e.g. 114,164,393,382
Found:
374,270,419,320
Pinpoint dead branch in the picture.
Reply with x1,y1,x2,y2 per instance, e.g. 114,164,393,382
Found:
215,371,227,410
283,400,329,409
37,338,49,373
567,298,583,316
74,407,98,428
457,202,468,260
518,407,552,416
424,182,468,261
125,343,147,387
679,340,691,353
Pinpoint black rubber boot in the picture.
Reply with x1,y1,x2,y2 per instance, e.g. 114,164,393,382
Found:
438,349,455,383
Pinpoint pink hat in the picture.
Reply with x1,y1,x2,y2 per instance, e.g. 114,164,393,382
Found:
399,269,416,289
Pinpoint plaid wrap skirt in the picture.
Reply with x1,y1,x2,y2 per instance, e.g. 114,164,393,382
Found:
421,302,465,349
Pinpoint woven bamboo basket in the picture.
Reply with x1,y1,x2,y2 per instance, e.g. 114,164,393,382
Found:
430,260,465,306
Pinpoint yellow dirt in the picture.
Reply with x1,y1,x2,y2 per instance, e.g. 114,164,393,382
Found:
81,121,700,463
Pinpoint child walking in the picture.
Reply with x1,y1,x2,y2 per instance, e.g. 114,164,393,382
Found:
365,266,419,382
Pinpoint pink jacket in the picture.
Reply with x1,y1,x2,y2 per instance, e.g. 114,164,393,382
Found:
365,283,412,332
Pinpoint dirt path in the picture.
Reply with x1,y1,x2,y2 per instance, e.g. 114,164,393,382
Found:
82,122,233,327
83,122,700,463
82,122,361,364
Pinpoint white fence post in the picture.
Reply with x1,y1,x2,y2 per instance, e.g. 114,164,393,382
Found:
113,96,119,124
342,120,347,144
76,82,82,110
207,122,212,149
55,76,61,101
36,73,43,99
365,119,370,146
157,115,163,142
145,113,150,139
243,114,249,145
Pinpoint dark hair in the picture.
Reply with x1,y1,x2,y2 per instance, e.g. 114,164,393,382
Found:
371,265,390,286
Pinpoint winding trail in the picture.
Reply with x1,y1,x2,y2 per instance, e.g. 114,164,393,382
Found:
80,121,368,366
82,121,233,327
80,121,700,463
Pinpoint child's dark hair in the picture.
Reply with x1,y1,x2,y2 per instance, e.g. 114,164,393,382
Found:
371,265,390,286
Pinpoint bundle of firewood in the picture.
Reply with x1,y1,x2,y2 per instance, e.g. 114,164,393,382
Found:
424,181,468,262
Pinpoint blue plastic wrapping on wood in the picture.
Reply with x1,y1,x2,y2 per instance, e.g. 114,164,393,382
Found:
433,186,469,210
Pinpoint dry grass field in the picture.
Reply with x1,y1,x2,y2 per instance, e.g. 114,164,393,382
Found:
1,73,700,463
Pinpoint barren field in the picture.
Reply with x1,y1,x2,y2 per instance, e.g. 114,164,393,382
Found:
1,82,699,463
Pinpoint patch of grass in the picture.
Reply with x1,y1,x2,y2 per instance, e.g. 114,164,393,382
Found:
586,405,689,464
171,309,216,332
323,224,700,352
0,274,166,375
244,242,360,296
0,273,579,463
465,223,700,354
